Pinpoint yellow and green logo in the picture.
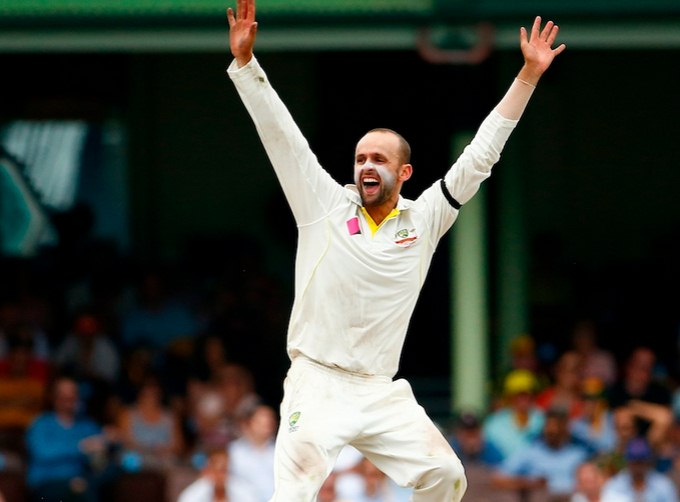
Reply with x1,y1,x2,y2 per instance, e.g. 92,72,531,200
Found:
288,411,301,432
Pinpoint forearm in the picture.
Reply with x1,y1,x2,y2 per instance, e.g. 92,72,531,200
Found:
494,69,537,121
629,400,673,447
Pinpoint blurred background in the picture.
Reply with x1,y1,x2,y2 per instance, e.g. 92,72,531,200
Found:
1,1,680,500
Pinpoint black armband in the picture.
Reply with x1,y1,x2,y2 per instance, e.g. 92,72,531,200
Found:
440,179,461,210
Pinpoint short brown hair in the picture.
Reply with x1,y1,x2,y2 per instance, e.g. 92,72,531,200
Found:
366,128,411,164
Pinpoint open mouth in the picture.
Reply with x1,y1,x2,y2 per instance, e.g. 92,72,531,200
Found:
362,176,380,194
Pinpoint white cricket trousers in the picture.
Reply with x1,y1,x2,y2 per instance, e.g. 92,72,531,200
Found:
268,356,467,501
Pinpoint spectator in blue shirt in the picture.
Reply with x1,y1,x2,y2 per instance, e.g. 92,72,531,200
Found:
492,407,591,499
450,411,504,467
483,369,545,461
600,437,679,502
25,376,111,502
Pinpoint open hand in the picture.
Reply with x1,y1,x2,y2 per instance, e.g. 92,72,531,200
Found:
520,16,566,79
227,0,258,67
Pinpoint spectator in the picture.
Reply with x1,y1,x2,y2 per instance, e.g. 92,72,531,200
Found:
600,437,679,502
536,350,586,420
570,461,613,502
54,310,120,385
571,377,617,455
570,319,617,386
229,404,277,502
187,362,261,454
606,346,673,444
25,376,114,502
54,310,121,425
177,447,258,502
483,369,545,461
115,374,184,472
449,411,504,466
492,407,591,500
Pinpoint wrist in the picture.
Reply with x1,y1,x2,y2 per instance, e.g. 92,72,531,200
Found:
235,52,253,68
515,77,536,89
517,65,542,87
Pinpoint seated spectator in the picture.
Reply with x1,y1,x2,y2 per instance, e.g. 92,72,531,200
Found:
571,377,617,455
177,447,258,502
492,407,591,500
606,346,673,444
625,399,674,451
25,376,114,502
229,404,277,502
600,437,679,502
187,362,261,453
53,312,121,426
570,461,610,502
449,411,504,467
483,369,545,461
54,310,120,385
570,319,617,386
116,375,185,472
536,350,586,420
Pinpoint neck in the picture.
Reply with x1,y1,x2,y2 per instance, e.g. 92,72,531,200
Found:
364,206,388,226
514,410,529,428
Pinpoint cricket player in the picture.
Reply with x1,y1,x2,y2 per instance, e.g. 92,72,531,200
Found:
226,0,566,500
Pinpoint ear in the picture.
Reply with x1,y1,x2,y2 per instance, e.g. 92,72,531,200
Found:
398,163,413,182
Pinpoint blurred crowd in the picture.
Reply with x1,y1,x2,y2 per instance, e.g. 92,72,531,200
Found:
2,218,680,502
451,325,680,502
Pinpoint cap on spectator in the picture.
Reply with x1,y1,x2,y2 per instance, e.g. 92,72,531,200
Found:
625,437,652,462
503,369,538,396
457,411,481,429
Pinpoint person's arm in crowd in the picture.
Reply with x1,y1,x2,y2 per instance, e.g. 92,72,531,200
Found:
627,399,673,449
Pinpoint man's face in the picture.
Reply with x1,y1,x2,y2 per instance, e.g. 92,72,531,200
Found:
54,379,79,417
543,415,569,448
354,131,407,207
